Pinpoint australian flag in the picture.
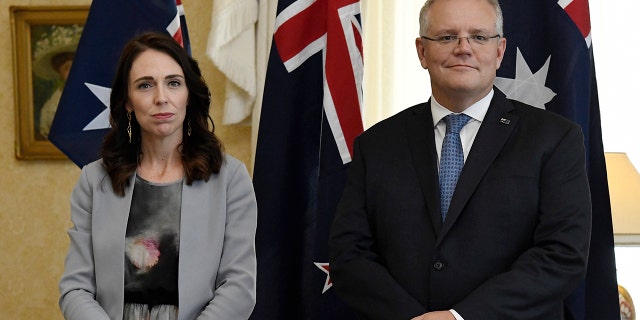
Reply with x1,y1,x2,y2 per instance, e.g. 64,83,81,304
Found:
495,1,619,319
251,0,364,319
48,0,190,168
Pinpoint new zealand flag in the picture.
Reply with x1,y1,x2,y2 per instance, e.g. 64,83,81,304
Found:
48,0,190,168
251,0,364,319
495,1,619,319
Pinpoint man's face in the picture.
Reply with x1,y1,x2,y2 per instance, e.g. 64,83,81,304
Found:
415,0,506,105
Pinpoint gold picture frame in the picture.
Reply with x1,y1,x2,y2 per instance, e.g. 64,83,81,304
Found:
11,6,89,160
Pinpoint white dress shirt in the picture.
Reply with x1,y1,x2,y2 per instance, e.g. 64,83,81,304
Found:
431,89,493,169
430,90,494,320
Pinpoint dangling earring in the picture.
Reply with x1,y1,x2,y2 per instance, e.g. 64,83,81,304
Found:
187,118,192,137
127,111,132,143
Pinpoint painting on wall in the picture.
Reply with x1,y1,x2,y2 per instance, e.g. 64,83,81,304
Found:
11,6,88,160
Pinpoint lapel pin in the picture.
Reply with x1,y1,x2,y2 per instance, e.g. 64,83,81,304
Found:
499,118,511,125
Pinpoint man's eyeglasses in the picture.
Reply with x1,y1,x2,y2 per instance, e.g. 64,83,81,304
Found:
420,34,501,47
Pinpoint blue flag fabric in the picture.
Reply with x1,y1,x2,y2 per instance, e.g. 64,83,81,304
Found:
495,1,619,319
48,0,190,168
251,0,363,319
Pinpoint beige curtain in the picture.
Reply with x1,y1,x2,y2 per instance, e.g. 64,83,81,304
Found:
362,0,431,129
249,0,278,173
361,0,395,129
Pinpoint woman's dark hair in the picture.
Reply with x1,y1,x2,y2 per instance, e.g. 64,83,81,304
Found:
102,31,223,196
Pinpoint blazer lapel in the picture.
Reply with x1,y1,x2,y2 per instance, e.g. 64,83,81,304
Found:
438,93,519,240
93,173,135,320
405,101,443,234
177,179,209,320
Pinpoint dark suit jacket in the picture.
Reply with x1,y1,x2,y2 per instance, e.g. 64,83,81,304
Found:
329,91,592,320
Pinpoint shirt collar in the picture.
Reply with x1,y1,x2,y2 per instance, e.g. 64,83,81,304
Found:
431,89,494,128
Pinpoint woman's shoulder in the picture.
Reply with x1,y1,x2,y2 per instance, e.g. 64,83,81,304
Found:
209,154,251,183
220,154,247,172
71,159,114,194
82,158,107,176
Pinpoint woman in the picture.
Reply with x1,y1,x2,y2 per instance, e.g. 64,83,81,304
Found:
59,32,257,320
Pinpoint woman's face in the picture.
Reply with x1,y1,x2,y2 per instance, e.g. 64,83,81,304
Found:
126,49,189,142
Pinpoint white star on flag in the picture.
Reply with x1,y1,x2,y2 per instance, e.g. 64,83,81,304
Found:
83,83,112,131
494,47,556,109
314,262,332,294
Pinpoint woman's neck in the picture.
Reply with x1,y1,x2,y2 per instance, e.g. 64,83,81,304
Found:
137,141,184,183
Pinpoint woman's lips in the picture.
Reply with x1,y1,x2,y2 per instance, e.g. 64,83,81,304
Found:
153,113,174,120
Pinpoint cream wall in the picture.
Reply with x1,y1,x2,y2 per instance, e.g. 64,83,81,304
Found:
0,0,251,319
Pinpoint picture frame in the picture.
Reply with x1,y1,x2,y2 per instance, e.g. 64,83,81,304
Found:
11,6,89,160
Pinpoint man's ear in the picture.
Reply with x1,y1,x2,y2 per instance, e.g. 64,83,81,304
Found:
495,37,507,69
415,37,429,70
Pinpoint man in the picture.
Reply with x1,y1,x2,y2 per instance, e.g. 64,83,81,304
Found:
328,0,592,319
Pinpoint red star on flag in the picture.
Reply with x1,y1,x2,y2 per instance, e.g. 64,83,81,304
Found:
314,262,332,294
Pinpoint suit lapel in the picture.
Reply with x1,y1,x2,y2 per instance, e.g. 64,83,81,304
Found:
406,101,444,234
438,93,518,240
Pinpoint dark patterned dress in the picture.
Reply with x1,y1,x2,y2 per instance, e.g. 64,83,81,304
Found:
123,175,182,320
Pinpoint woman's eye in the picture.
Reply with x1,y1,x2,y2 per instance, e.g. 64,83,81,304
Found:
168,80,182,87
137,83,152,89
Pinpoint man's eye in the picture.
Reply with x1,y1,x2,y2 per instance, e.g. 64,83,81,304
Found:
473,35,488,41
440,35,456,41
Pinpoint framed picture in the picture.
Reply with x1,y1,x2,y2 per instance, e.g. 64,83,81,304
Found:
11,6,88,160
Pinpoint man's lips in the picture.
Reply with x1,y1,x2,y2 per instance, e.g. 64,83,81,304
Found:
447,64,476,70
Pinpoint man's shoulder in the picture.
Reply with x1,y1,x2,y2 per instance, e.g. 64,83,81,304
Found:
506,98,578,128
362,102,429,136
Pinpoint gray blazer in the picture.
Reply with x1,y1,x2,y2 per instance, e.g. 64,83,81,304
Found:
59,155,257,320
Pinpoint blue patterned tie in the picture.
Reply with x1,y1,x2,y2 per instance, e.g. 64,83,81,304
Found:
439,113,471,221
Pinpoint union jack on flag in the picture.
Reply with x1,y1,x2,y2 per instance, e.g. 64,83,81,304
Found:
252,0,363,319
273,0,364,163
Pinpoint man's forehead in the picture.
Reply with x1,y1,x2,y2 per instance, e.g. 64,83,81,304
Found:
427,0,497,19
426,1,497,32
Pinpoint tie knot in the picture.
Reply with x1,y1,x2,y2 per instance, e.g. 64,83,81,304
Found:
444,113,471,134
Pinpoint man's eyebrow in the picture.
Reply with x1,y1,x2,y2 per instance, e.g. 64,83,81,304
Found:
430,27,494,35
